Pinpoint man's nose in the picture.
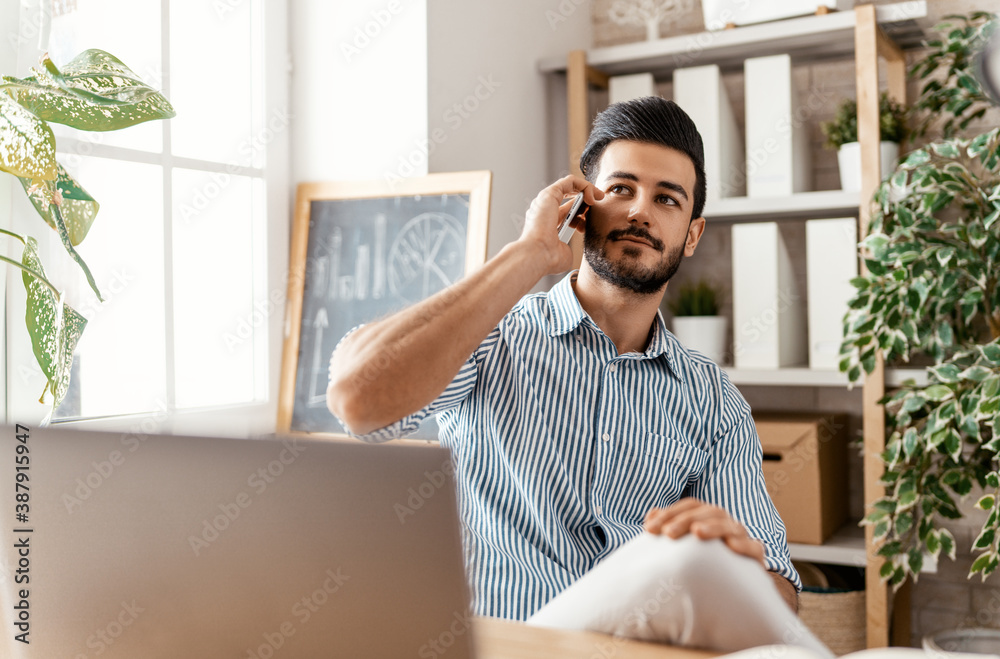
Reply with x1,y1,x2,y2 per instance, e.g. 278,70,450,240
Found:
628,194,654,226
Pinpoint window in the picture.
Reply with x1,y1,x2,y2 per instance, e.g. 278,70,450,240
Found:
5,0,288,431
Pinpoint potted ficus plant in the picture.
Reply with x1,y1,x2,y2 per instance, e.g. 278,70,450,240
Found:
668,279,727,365
0,49,174,413
821,93,908,193
838,11,1000,590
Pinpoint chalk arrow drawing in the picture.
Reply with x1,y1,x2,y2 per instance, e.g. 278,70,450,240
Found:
308,306,329,407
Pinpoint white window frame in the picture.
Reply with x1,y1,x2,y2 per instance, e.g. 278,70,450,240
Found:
3,0,290,438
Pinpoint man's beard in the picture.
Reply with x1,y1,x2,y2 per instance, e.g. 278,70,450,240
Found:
583,223,684,295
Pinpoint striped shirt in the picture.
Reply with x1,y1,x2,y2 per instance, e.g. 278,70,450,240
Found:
352,271,801,620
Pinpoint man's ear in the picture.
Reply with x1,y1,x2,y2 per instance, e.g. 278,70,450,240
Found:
684,217,706,257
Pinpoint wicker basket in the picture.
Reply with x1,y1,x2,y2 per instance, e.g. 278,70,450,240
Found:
799,588,866,656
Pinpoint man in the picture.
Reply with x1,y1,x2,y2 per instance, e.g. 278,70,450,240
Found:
327,96,800,625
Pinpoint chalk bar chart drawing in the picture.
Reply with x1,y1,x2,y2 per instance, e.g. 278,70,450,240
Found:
278,172,492,439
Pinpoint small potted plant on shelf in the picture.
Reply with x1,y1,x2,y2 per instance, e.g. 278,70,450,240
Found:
838,11,1000,589
667,279,727,365
0,50,174,413
821,92,908,193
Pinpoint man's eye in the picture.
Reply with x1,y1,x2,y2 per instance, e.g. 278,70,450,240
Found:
658,195,678,206
609,184,630,194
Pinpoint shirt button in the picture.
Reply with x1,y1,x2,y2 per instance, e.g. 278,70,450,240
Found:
601,432,610,442
608,363,617,374
595,504,603,516
576,335,583,343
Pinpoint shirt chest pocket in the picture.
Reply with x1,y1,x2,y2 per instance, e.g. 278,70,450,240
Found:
636,432,710,499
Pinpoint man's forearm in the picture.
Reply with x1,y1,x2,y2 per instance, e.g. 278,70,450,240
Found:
769,572,798,613
327,240,553,435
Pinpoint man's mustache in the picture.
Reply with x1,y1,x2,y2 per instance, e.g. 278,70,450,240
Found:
605,227,665,252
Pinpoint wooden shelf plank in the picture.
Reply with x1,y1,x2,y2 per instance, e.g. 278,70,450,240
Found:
725,366,849,387
537,1,926,78
885,367,928,388
705,189,860,223
789,522,866,568
723,366,927,388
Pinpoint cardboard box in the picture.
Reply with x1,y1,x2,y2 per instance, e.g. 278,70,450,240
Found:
754,413,848,545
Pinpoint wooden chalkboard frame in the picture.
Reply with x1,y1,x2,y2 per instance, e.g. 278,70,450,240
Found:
277,171,492,437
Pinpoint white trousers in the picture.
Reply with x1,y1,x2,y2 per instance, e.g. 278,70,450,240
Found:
527,533,833,658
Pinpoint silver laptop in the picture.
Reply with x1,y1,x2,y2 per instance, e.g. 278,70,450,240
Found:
0,425,474,658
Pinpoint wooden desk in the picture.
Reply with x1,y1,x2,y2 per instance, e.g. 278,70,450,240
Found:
474,617,720,659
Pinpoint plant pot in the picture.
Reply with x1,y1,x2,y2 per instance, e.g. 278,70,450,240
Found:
671,316,728,365
836,141,900,192
923,628,1000,658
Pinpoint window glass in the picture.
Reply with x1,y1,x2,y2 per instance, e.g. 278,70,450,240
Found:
171,168,256,409
169,1,255,166
52,156,167,420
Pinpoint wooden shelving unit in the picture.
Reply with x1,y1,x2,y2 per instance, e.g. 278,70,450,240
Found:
541,2,927,647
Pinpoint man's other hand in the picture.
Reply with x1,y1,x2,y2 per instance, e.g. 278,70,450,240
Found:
643,498,766,567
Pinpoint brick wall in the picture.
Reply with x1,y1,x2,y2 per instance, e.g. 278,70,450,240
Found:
585,0,1000,648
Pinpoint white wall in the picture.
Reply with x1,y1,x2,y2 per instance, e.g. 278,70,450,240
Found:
290,0,592,256
427,1,592,256
289,0,429,184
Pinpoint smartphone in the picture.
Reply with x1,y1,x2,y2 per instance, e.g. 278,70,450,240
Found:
557,193,589,243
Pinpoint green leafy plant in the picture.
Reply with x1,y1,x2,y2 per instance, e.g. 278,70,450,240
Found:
839,10,1000,588
910,12,997,139
820,93,908,150
1,50,174,409
668,279,720,317
839,130,1000,585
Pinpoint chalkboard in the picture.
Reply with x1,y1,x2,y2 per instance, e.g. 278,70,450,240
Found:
278,172,492,439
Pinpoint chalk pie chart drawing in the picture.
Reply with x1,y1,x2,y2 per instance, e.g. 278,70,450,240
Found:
388,212,466,304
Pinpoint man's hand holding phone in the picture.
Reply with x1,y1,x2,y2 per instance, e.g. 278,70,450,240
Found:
519,175,602,275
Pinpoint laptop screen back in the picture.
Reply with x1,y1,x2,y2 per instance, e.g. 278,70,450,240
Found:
0,425,474,658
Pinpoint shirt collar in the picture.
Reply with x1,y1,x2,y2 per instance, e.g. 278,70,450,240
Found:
546,271,588,337
645,311,671,360
544,271,682,380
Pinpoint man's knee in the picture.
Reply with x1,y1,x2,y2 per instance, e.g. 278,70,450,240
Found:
655,536,725,580
644,535,756,601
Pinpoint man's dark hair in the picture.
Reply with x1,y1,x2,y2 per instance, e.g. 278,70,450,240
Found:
579,96,706,221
